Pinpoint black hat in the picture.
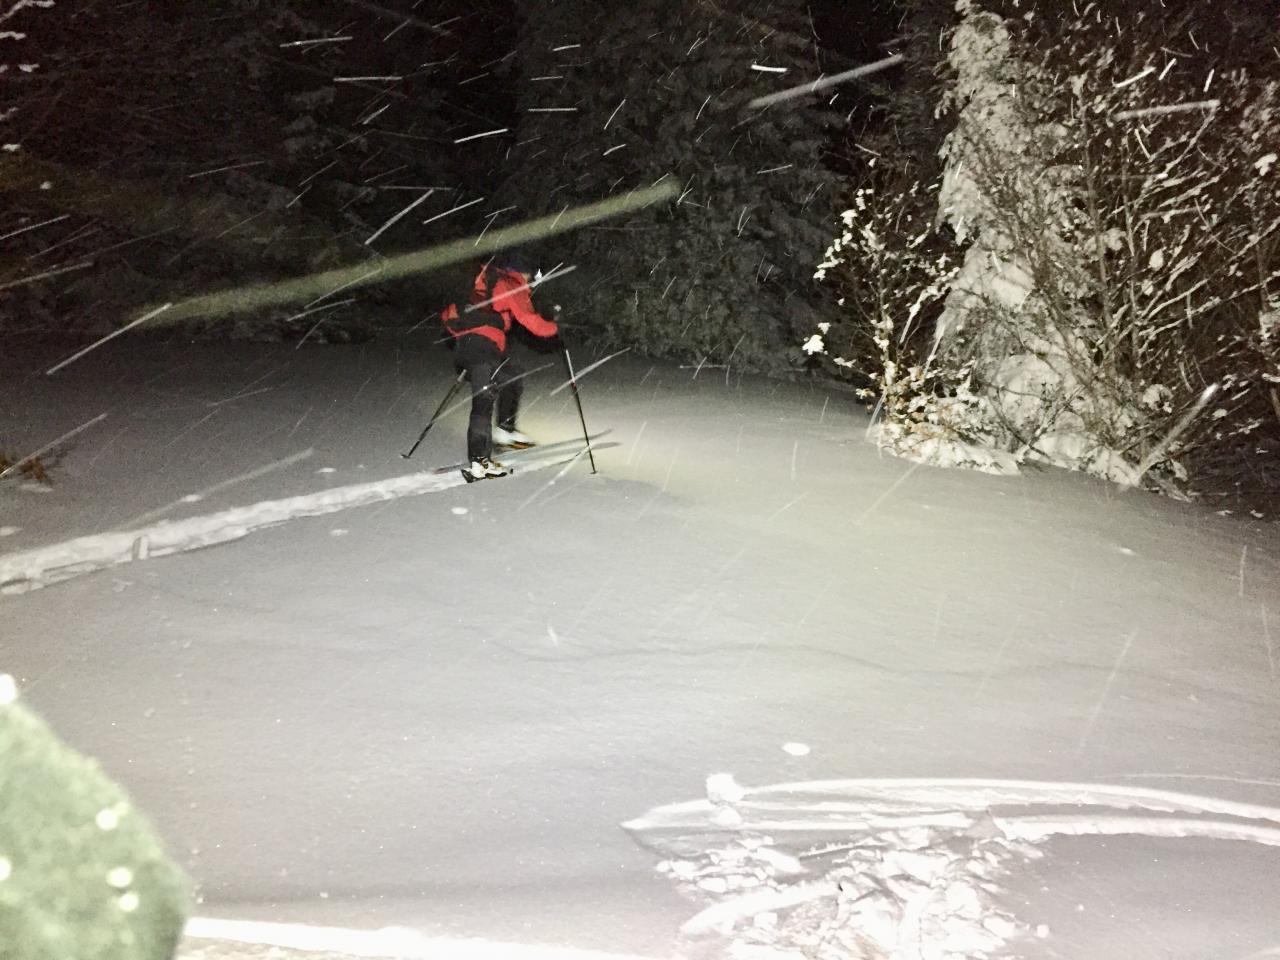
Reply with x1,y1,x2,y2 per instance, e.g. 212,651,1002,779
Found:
493,249,532,275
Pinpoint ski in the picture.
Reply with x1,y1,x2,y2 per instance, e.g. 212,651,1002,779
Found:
429,430,612,476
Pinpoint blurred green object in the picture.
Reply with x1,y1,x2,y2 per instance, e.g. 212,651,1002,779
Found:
0,675,189,960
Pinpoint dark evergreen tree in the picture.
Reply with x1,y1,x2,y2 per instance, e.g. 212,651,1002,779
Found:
505,0,842,373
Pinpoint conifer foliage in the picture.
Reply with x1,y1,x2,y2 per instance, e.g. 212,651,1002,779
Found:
507,0,840,374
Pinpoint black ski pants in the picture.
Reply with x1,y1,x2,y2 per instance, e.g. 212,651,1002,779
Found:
454,333,522,462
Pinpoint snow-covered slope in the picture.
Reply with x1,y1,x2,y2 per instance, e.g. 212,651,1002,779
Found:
2,337,1278,960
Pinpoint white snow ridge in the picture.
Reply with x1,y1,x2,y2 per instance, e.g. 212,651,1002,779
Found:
623,777,1280,960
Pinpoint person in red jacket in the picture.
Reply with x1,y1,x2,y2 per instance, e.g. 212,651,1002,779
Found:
440,250,559,481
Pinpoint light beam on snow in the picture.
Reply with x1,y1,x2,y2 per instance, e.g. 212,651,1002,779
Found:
0,413,108,480
748,54,904,109
138,182,677,327
45,303,173,375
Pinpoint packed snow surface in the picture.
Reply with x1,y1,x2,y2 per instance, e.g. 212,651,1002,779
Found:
2,337,1278,960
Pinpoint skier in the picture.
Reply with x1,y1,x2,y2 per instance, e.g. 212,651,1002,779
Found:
440,250,560,482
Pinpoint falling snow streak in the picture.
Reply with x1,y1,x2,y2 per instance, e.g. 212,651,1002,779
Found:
68,229,172,263
302,267,384,311
186,159,267,179
45,304,173,375
748,53,905,109
602,99,626,129
853,459,924,525
279,36,352,48
516,445,599,511
0,213,68,242
464,264,577,314
282,298,356,325
365,189,434,245
1262,604,1275,680
1078,630,1138,752
0,413,108,481
547,347,630,396
0,260,92,292
1114,99,1220,121
421,196,484,226
453,127,508,144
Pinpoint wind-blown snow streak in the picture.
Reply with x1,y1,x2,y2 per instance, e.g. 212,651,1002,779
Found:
624,778,1280,959
0,448,582,595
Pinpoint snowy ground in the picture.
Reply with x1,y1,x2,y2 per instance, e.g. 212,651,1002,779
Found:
2,334,1279,960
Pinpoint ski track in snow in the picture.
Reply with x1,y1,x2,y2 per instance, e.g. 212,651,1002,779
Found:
0,448,581,595
180,918,660,960
624,777,1280,960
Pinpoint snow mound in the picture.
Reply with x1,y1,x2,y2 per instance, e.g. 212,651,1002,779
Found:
623,778,1280,960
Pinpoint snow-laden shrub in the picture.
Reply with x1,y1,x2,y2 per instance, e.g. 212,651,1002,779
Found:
1003,3,1280,500
807,178,1020,472
816,0,1280,507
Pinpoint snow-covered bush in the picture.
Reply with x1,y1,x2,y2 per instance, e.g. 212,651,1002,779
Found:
807,178,1018,472
1002,2,1280,499
817,0,1280,506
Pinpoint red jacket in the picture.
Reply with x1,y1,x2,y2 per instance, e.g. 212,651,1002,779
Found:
441,266,558,353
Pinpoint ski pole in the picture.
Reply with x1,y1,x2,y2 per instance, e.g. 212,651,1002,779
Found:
557,316,597,475
401,370,466,460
